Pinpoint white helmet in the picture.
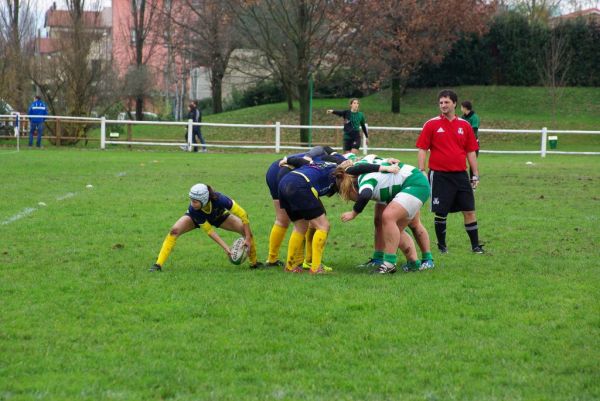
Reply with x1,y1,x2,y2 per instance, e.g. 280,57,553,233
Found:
189,183,209,205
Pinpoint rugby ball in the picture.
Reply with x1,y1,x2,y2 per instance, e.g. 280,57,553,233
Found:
229,237,248,265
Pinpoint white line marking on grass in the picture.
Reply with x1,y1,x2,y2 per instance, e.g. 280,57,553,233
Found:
1,207,37,225
56,192,76,201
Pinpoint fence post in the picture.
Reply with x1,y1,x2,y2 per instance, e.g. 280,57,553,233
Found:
363,123,369,155
56,118,61,146
100,117,106,149
127,123,132,149
14,112,20,151
275,121,281,153
187,119,193,152
541,127,548,158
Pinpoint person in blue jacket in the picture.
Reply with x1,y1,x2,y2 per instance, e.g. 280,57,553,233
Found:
28,96,48,147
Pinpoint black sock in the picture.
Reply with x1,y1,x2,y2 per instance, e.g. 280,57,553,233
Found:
465,221,479,248
434,214,447,247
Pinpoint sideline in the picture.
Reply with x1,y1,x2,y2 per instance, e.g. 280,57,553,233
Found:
2,191,81,226
1,165,139,226
0,207,36,225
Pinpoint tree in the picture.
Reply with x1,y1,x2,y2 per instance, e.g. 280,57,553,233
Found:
125,0,164,120
361,0,496,113
0,0,36,111
30,0,117,143
167,0,240,114
231,0,362,143
538,25,571,125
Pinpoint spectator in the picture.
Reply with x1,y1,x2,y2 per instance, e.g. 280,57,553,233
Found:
28,96,48,148
188,102,206,152
461,100,480,178
416,89,484,255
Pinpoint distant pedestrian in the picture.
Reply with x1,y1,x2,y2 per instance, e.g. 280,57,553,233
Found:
416,89,484,255
189,102,206,152
28,96,48,148
327,98,368,154
461,100,480,178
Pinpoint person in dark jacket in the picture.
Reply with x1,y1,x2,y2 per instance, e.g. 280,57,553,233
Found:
327,98,368,154
28,96,48,148
187,102,206,152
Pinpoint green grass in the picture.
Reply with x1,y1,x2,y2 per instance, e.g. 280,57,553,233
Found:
1,148,599,401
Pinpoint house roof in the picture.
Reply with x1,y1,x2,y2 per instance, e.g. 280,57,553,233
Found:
45,9,109,28
555,8,600,21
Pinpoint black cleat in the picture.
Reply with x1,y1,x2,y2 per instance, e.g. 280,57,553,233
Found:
472,245,485,254
265,260,284,267
437,243,448,254
249,261,265,269
149,263,162,272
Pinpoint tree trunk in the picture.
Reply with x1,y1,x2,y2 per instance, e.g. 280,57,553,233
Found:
136,96,144,120
298,81,310,144
286,90,294,111
211,73,223,114
391,77,401,114
283,79,294,111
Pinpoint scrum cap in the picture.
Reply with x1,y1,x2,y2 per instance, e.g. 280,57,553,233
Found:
189,183,209,205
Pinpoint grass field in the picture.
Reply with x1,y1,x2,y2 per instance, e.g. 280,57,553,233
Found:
1,148,599,401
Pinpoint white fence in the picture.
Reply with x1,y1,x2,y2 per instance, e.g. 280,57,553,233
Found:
2,113,600,157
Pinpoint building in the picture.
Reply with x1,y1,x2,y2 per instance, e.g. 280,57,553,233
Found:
551,8,600,26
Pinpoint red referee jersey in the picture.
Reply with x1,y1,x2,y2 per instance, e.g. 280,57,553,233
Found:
416,114,479,172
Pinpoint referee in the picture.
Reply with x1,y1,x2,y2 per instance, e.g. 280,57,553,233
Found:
416,89,484,254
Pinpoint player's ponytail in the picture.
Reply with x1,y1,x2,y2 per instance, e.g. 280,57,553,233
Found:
334,167,354,201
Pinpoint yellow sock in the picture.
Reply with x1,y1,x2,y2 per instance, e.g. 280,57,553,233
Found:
293,238,305,268
304,227,316,263
156,233,177,267
311,229,328,272
267,224,287,263
248,236,257,264
285,230,305,270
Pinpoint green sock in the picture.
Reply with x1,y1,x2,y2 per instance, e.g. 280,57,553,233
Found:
422,251,433,261
383,253,397,265
373,251,384,261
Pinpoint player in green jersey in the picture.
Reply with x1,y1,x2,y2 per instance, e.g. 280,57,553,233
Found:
337,155,433,274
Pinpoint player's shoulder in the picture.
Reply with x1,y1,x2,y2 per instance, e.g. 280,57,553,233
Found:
423,116,443,127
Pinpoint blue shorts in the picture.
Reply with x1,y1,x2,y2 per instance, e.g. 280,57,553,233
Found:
266,161,293,200
278,173,325,221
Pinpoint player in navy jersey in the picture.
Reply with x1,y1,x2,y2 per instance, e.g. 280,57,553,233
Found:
277,158,351,274
150,183,262,271
265,146,344,270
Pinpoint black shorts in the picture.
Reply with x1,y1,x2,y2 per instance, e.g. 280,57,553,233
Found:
278,173,325,221
343,132,361,151
429,170,475,214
